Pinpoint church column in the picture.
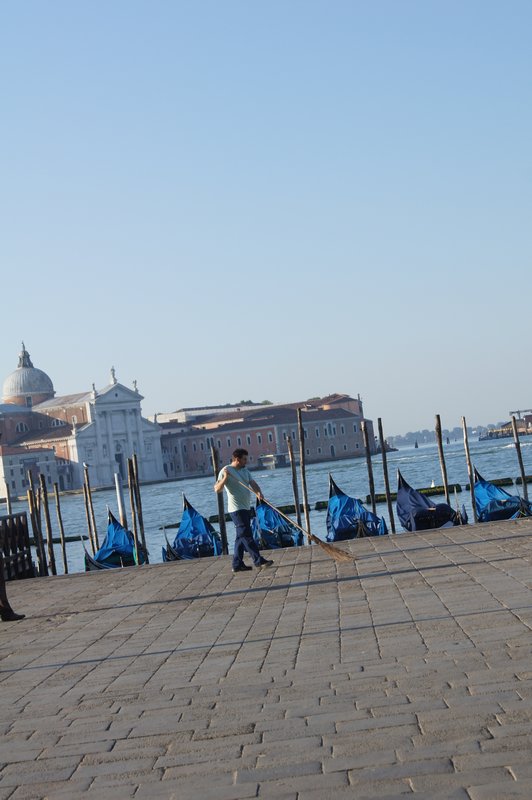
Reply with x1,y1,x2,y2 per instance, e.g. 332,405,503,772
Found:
125,409,134,457
92,404,104,485
104,410,115,483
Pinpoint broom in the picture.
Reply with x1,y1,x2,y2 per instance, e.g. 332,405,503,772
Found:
230,474,354,563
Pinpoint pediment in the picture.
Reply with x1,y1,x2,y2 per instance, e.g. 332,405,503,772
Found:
93,383,144,406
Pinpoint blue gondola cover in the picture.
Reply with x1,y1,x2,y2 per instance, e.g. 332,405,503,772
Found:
92,511,145,568
396,471,466,532
252,501,303,549
474,469,532,522
165,496,222,560
326,475,388,541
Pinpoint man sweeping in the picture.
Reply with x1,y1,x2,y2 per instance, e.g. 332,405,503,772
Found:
214,448,273,573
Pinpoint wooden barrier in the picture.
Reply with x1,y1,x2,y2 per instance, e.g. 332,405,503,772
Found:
0,512,36,581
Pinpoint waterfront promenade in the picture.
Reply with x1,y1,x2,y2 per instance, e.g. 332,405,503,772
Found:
1,520,532,799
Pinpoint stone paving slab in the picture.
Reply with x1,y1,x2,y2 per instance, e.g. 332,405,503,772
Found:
1,518,532,798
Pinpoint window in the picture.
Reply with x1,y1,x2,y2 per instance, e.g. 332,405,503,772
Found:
333,426,336,435
15,422,29,433
353,424,358,433
146,442,152,454
193,443,197,452
318,447,322,454
257,434,262,444
356,443,359,449
227,438,231,448
306,448,310,455
246,435,251,445
11,481,15,490
343,444,347,451
291,431,296,440
217,440,221,449
268,432,273,443
25,396,32,407
324,427,328,437
237,436,242,446
183,445,187,453
315,428,319,438
304,428,308,439
341,425,345,435
200,442,204,451
174,446,178,453
51,418,64,428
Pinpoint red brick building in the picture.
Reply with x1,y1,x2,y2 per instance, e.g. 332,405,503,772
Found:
159,394,375,478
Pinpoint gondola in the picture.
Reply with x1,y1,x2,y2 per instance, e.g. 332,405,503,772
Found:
161,495,222,561
84,511,147,571
396,470,467,532
473,469,532,522
326,475,388,541
252,499,303,549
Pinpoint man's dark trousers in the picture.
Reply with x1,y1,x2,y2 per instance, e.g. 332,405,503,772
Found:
230,509,263,568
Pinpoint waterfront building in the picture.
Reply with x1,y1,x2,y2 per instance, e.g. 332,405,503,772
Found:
159,393,375,478
0,344,164,496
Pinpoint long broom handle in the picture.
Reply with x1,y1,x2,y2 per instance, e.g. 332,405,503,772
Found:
229,473,325,547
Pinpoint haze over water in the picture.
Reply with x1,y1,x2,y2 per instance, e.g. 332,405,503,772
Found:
10,437,532,575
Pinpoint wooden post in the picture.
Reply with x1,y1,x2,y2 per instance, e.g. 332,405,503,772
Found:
461,416,478,524
512,416,529,502
27,487,47,576
210,444,228,554
286,436,302,528
361,420,377,516
114,472,127,529
83,465,99,550
435,414,450,505
5,483,12,516
377,418,395,533
53,483,68,574
82,483,95,554
296,408,311,534
39,474,57,575
127,458,141,563
132,454,147,553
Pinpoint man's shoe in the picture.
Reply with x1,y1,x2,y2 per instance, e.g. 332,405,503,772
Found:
256,559,274,569
232,564,253,573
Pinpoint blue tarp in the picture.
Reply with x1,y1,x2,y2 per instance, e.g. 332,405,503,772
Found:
396,471,467,532
326,475,388,541
93,512,142,567
474,470,532,522
252,501,303,549
163,496,222,561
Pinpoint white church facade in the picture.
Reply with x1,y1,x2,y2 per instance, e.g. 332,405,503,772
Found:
0,345,165,496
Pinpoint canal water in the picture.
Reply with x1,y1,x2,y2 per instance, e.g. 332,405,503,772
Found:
10,437,532,575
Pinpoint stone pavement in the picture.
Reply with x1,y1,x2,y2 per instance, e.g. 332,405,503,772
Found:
1,519,532,800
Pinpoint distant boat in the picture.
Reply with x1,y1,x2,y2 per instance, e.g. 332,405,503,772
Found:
396,471,467,532
326,475,388,541
473,469,532,522
162,496,222,561
252,500,303,549
84,511,148,571
414,440,419,449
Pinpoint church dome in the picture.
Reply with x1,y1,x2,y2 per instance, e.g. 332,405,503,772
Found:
2,343,55,406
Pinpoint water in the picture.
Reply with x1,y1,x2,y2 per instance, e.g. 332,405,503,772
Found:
10,437,532,574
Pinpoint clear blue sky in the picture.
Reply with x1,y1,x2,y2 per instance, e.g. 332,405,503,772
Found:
1,1,530,433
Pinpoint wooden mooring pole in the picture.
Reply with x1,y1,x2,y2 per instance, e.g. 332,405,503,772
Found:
132,454,147,554
114,472,128,530
297,408,312,535
377,418,395,533
39,474,57,575
53,482,68,574
286,436,302,528
361,420,377,516
511,416,529,502
83,465,99,550
127,458,141,563
27,487,47,576
82,483,95,554
5,483,12,516
210,444,228,554
461,416,478,524
435,414,450,505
